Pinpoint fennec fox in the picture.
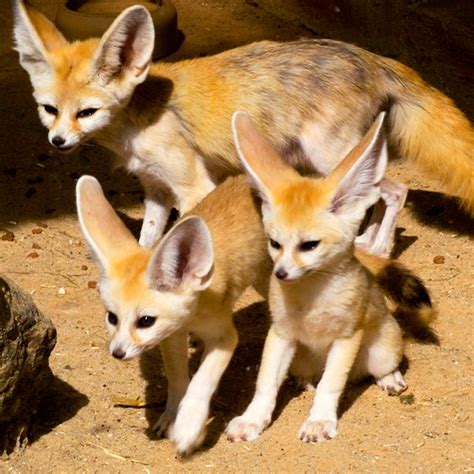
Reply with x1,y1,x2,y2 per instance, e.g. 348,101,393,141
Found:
14,2,474,254
226,112,435,443
76,173,272,455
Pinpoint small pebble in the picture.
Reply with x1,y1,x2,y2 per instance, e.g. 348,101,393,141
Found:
81,264,88,271
400,393,415,405
58,287,66,295
27,251,39,259
88,281,97,289
36,222,48,229
32,228,43,235
433,255,445,264
32,243,42,249
1,231,15,242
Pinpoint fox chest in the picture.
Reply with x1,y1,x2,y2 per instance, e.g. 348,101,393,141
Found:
271,294,357,350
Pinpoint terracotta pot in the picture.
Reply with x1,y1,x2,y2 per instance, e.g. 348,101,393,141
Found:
55,0,178,58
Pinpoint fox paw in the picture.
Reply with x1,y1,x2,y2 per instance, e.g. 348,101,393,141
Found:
225,416,267,442
376,370,407,395
169,422,206,456
152,409,176,438
294,376,316,392
299,419,337,443
169,401,208,455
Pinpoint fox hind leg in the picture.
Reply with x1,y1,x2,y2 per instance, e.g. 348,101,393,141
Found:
353,316,407,395
356,178,407,257
289,343,324,391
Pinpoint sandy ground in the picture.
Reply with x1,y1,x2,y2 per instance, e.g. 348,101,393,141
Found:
1,0,473,472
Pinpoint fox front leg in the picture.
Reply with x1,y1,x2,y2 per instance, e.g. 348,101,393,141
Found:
226,326,296,442
169,322,238,455
137,174,175,248
153,331,190,437
355,178,407,257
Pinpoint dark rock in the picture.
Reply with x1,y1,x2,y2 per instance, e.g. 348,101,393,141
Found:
0,277,56,454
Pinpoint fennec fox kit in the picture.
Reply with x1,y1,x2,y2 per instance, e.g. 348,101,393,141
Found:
226,112,435,443
14,1,474,254
76,173,271,455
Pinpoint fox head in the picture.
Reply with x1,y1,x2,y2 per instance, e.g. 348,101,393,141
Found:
13,1,154,152
233,111,388,282
76,176,214,360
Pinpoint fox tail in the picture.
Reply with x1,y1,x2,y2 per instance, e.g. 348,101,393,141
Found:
355,249,437,342
381,57,474,215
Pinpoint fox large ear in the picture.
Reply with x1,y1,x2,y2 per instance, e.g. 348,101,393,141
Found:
92,5,155,86
76,176,138,273
146,216,214,293
232,111,299,203
328,112,388,219
13,1,67,87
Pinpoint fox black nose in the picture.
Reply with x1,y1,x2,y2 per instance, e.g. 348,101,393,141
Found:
275,268,288,280
51,136,65,147
112,348,126,360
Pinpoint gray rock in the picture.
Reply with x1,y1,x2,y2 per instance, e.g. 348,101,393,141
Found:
0,276,56,454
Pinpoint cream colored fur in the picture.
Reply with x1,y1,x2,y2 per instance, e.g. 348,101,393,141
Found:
226,112,408,444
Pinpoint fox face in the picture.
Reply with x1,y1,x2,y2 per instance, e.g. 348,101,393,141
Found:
233,111,388,282
13,1,155,151
98,251,198,360
261,183,352,281
76,176,214,360
32,47,119,153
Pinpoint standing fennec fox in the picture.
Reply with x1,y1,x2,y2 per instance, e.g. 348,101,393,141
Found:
14,1,474,255
76,173,272,455
226,112,435,443
77,114,434,454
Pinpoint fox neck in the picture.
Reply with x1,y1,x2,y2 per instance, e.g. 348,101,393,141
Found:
94,109,133,156
94,66,179,157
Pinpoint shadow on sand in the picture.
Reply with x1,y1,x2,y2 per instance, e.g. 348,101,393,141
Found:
28,374,89,444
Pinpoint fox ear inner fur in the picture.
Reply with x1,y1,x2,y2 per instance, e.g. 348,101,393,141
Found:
146,216,215,292
328,112,388,218
92,5,155,85
13,0,67,86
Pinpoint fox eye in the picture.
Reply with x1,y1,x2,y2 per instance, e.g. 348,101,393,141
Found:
107,311,118,326
299,240,320,252
137,316,156,329
77,108,98,119
43,104,58,116
269,238,281,250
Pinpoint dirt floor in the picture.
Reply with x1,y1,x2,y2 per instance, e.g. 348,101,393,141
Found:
1,0,473,472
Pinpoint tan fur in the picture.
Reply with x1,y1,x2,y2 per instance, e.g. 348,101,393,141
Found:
272,179,333,227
